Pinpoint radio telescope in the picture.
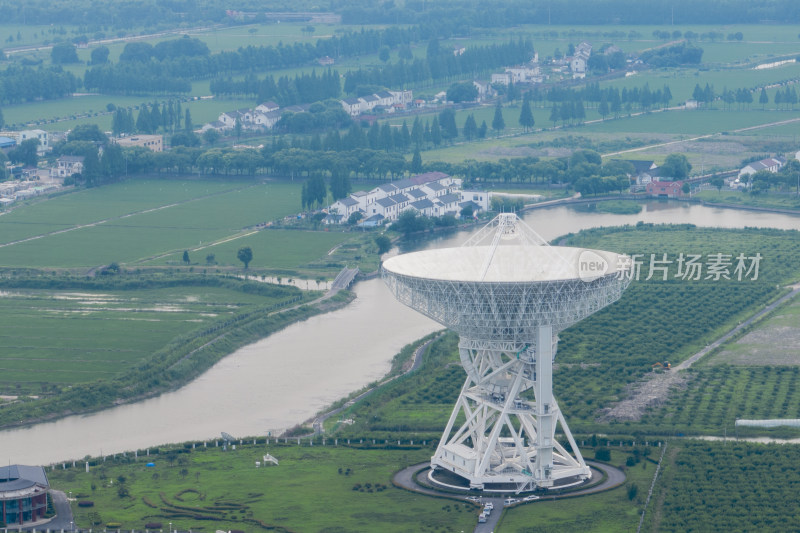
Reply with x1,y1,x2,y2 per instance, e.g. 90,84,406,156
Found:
382,213,632,491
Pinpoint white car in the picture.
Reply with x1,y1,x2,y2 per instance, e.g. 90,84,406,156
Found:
523,495,540,502
478,513,488,523
484,502,494,510
504,498,518,506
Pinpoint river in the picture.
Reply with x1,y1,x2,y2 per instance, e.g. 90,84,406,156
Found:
2,201,799,464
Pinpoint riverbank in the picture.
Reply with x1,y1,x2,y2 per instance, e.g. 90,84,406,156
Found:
0,275,351,431
0,278,439,465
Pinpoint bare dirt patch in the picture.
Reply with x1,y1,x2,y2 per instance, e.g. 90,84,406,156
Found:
596,371,691,422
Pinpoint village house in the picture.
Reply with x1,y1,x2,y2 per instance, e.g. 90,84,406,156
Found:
51,155,85,178
473,80,496,101
17,130,50,155
646,180,683,198
613,159,661,186
339,90,412,117
738,157,785,180
570,42,592,78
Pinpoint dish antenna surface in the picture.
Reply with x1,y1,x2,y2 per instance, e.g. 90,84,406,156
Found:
382,213,632,491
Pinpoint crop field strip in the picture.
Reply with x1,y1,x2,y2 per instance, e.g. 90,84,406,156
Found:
0,179,248,245
0,284,298,394
646,441,800,532
0,179,306,268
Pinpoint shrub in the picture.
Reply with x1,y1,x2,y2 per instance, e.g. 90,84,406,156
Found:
594,448,611,461
145,523,162,529
78,501,94,507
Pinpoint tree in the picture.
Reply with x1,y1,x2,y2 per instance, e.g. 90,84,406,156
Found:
439,109,458,141
491,103,505,136
411,148,423,173
446,81,478,103
203,129,221,145
9,139,39,167
237,247,253,269
378,45,390,63
519,98,534,132
711,176,725,193
681,182,691,195
430,116,442,146
182,250,190,264
234,117,243,140
463,114,478,140
206,253,215,264
478,120,488,139
68,124,108,143
660,153,692,180
759,88,769,110
549,104,560,127
51,42,79,64
375,234,391,254
90,46,109,65
598,98,610,120
184,109,193,134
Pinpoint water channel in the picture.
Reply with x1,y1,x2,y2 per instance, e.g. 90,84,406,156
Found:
2,200,799,464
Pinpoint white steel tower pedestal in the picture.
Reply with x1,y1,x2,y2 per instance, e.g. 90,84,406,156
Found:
382,214,632,492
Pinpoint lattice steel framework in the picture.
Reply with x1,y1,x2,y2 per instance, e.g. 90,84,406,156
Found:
382,213,632,491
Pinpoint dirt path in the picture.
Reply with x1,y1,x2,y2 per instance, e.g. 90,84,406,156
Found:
599,283,800,422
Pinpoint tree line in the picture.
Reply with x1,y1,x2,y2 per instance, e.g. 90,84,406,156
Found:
343,39,534,93
0,65,78,104
210,69,341,106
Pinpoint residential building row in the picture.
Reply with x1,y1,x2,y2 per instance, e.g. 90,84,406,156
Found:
327,171,489,225
340,90,413,117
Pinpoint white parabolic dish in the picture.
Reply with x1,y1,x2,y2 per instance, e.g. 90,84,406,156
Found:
382,244,631,339
382,245,624,282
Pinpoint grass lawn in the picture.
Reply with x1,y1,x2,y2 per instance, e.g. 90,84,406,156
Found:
500,449,651,533
48,444,475,533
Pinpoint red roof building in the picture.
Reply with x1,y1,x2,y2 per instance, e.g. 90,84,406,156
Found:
646,180,683,198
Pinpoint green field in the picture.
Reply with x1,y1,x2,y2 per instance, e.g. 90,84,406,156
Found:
0,283,298,394
0,178,344,269
149,229,353,270
47,444,475,533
